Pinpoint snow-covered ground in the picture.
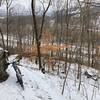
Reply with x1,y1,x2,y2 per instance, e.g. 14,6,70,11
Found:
0,55,100,100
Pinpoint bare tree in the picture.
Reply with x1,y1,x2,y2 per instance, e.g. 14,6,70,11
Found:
0,0,9,82
31,0,51,72
5,0,13,50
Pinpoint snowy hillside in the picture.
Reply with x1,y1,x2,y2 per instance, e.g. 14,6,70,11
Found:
0,55,100,100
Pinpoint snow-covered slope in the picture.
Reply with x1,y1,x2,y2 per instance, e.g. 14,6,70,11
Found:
0,55,100,100
0,66,65,100
0,56,65,100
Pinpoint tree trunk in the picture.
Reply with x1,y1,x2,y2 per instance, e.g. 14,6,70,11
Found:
31,0,42,70
0,51,9,82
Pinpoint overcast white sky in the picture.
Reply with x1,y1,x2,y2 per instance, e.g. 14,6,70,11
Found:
0,0,100,15
16,0,31,9
0,0,31,15
0,0,52,14
0,0,100,9
0,0,31,10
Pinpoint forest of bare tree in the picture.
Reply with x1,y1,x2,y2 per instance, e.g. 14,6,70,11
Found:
0,0,100,99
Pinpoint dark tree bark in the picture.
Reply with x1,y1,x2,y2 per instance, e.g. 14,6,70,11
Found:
31,0,51,72
0,51,9,82
0,0,8,82
39,0,51,40
31,0,42,70
0,28,5,49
